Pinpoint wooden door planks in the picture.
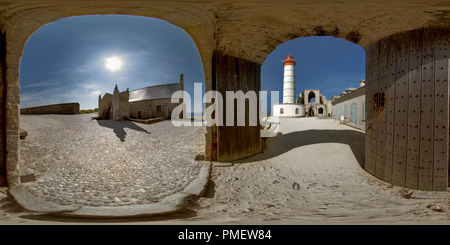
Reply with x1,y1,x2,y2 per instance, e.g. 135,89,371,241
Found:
364,43,376,174
215,52,232,161
214,51,261,162
375,37,390,179
367,29,449,191
391,31,410,187
406,29,423,189
383,34,398,183
418,29,436,190
433,29,449,190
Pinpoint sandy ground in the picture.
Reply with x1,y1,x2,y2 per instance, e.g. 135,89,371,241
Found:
0,117,448,225
187,118,449,224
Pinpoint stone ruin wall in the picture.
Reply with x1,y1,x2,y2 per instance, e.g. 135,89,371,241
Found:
20,103,80,115
117,91,130,120
98,94,113,119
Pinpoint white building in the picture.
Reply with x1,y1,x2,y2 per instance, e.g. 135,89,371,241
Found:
272,54,305,117
331,80,366,130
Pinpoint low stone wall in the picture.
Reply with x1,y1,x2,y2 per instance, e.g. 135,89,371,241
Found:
20,103,80,115
129,117,166,124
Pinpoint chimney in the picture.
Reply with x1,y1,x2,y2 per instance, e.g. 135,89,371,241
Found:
359,80,365,87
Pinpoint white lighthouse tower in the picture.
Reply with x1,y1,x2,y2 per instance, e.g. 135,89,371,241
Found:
273,54,305,117
282,54,296,104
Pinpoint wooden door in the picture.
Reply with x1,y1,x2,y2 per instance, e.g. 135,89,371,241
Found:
214,51,261,162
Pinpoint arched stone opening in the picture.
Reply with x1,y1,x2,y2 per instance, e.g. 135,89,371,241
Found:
2,8,213,188
318,107,324,114
308,91,316,103
11,15,208,210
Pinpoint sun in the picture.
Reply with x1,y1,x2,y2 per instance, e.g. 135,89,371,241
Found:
105,56,122,71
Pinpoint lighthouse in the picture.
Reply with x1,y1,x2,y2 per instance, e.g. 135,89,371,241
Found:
272,54,305,117
282,54,296,104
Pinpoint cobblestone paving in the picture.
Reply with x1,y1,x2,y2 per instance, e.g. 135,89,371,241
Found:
19,114,205,207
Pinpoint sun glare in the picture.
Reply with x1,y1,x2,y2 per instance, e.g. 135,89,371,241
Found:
105,56,122,71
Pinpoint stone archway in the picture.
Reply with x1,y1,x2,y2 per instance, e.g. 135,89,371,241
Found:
1,7,215,187
308,91,316,103
309,107,314,117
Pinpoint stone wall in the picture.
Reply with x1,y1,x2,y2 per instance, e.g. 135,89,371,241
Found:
332,86,366,127
98,88,129,120
20,103,80,115
98,93,113,119
129,99,177,119
0,30,6,186
115,90,130,120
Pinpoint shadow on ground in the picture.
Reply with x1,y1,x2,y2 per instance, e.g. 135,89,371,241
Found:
18,208,199,223
238,129,365,168
0,192,28,213
96,119,150,142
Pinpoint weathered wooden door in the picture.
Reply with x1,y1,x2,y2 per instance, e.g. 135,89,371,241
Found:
214,52,261,162
365,28,449,191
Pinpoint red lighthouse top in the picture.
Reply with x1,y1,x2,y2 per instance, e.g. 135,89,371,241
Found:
283,54,296,66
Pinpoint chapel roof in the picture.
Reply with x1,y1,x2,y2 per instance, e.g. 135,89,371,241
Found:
129,83,181,102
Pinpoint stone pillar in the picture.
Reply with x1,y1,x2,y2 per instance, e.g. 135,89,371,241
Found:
365,28,449,191
0,31,6,186
213,51,261,162
4,32,21,187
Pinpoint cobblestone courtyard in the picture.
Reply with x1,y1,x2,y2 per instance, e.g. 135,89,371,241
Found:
18,114,205,207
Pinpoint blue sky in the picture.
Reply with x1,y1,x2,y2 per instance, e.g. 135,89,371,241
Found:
20,15,365,113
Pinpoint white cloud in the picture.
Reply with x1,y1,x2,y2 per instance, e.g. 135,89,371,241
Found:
22,80,59,88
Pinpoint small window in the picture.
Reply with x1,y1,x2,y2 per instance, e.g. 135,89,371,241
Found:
295,108,299,114
373,92,385,112
280,108,284,114
157,105,162,113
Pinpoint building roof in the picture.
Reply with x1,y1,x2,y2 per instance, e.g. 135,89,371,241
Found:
332,85,365,105
129,83,181,102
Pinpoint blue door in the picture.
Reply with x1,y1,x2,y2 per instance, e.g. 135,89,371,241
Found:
351,104,357,124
